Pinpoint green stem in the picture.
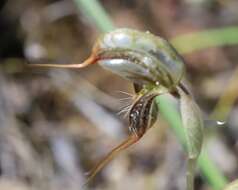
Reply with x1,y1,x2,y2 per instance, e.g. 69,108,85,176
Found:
73,1,234,189
187,158,196,190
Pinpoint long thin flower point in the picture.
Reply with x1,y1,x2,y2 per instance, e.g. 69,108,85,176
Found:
29,53,98,68
29,28,185,91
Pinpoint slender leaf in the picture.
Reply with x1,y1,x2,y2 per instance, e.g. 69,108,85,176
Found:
224,179,238,190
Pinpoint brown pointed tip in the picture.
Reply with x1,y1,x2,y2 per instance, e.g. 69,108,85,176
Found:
80,54,99,67
27,54,98,69
82,134,141,187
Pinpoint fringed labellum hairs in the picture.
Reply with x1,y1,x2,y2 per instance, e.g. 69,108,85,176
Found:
84,91,159,186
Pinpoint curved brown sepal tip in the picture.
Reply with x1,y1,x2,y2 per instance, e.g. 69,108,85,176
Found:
28,53,98,69
83,133,142,187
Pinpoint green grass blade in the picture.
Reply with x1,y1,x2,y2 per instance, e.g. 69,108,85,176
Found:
73,0,114,32
198,151,228,190
171,26,238,54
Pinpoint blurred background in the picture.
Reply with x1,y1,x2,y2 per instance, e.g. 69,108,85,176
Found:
0,0,238,190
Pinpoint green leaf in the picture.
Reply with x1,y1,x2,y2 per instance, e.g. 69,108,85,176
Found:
178,88,204,190
224,179,238,190
178,88,204,159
